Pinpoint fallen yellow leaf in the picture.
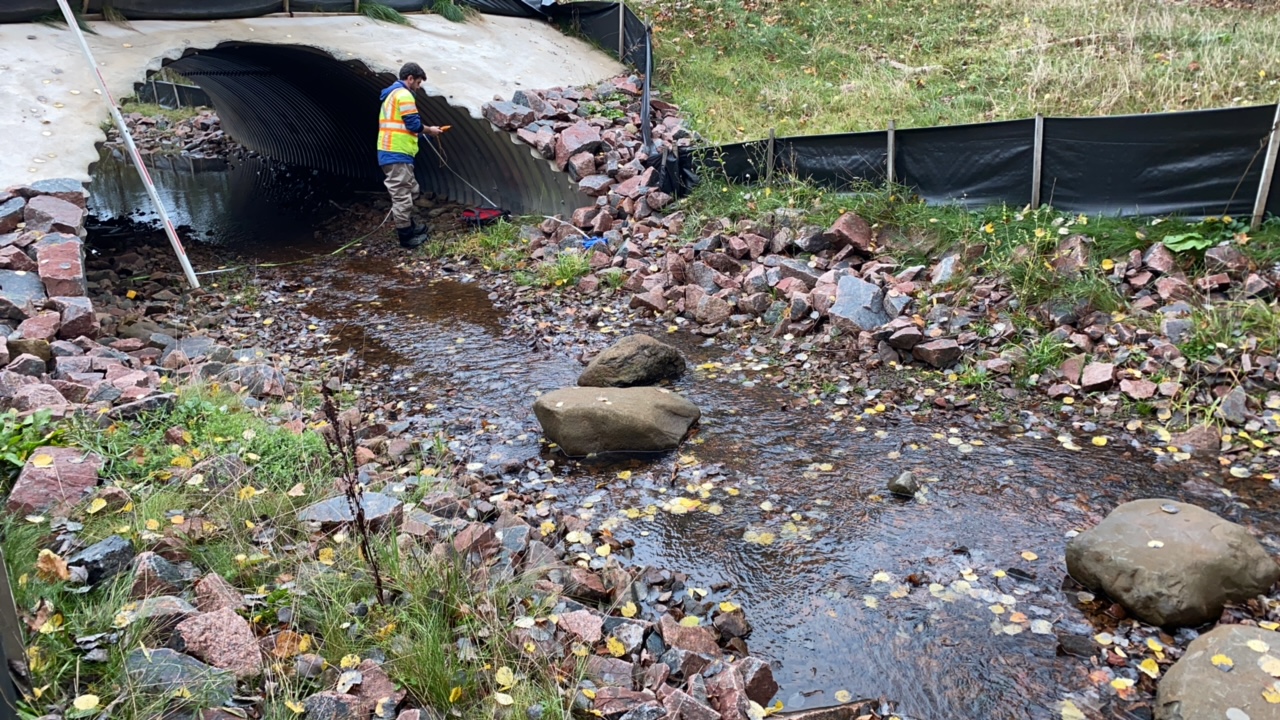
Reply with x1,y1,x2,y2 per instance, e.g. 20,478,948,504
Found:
86,497,108,515
72,694,100,711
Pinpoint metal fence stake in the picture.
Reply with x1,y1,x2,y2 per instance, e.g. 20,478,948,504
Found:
1032,113,1044,209
887,120,896,186
1252,100,1280,230
618,1,626,62
766,128,776,186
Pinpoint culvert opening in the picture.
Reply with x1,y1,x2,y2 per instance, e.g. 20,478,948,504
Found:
87,40,584,247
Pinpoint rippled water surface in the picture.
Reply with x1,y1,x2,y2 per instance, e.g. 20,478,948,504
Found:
90,154,1280,720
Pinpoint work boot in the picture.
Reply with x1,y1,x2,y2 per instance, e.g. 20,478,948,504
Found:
397,223,428,249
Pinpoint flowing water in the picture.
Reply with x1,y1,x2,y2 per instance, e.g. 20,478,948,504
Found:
89,152,1280,720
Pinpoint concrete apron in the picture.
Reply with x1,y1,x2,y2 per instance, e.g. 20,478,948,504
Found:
0,13,625,185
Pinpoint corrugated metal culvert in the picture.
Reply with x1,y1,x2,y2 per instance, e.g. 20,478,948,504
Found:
164,42,585,215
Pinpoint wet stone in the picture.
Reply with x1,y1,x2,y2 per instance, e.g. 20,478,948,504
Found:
1080,362,1115,392
578,334,686,388
912,338,961,368
828,275,889,333
0,197,24,234
24,195,85,235
533,386,700,456
296,492,404,531
0,246,37,272
34,235,86,296
125,647,234,706
1156,624,1280,720
1066,499,1280,626
1217,385,1249,425
68,534,135,585
887,471,919,497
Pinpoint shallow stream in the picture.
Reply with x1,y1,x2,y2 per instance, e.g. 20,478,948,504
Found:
89,152,1280,720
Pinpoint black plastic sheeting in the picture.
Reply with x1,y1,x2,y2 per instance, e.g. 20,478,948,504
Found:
165,43,586,215
1041,107,1275,217
546,1,648,66
713,105,1280,218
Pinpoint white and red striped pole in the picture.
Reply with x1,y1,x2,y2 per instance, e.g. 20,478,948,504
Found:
54,0,201,289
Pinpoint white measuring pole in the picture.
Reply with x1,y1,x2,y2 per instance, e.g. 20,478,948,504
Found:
54,0,201,289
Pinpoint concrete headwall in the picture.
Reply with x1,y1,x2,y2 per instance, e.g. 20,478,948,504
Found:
0,14,625,215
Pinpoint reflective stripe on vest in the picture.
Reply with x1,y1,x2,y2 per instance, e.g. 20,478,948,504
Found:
377,87,419,157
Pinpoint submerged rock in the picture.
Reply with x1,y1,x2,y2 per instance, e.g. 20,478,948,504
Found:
1066,499,1280,626
533,387,700,456
887,471,919,497
1156,624,1280,720
578,334,687,388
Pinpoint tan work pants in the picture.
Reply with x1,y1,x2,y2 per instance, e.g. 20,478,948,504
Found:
382,163,419,229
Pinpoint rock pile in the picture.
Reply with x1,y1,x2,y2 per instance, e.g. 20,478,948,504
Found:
483,74,694,227
105,109,242,159
0,182,289,422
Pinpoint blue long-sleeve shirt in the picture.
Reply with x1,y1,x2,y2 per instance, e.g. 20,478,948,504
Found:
378,80,423,166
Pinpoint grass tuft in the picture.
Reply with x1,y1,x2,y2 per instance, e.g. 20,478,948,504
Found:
426,0,472,23
360,1,411,25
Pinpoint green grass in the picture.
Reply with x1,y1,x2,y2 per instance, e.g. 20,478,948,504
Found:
6,385,576,720
115,100,206,125
425,219,527,271
1179,299,1280,361
647,0,1280,142
359,1,411,24
426,0,474,23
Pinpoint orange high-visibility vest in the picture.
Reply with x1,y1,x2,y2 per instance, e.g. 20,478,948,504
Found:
377,87,419,156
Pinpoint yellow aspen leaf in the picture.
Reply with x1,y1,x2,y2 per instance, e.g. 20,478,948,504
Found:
1263,621,1280,631
834,690,852,704
171,455,193,469
1021,551,1039,561
286,700,305,714
30,454,54,468
679,616,701,627
35,549,70,582
1259,655,1280,677
318,548,336,566
1101,258,1115,271
719,601,741,613
616,470,632,480
606,636,627,657
237,486,258,501
494,692,514,706
1110,678,1134,690
1138,658,1160,678
145,518,160,531
1009,612,1028,623
495,666,515,689
72,695,100,711
1249,639,1272,653
1265,686,1280,704
170,515,184,525
1211,653,1234,669
340,654,361,670
595,544,611,557
86,498,108,515
27,646,49,673
448,687,463,703
286,483,306,497
1060,700,1086,720
1091,436,1108,447
581,688,597,700
620,602,638,618
38,613,64,634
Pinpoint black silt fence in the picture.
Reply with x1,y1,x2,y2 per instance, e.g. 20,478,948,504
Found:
546,1,648,67
713,104,1280,220
2,0,547,22
136,80,213,109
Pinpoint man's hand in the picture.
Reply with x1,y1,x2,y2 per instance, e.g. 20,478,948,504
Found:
421,126,444,138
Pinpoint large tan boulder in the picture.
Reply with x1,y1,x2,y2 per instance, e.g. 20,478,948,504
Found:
1066,499,1279,626
1156,624,1280,720
577,334,686,388
533,387,699,456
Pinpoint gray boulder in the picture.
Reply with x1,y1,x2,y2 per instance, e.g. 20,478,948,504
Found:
534,387,700,456
1066,499,1280,626
828,275,889,333
578,335,686,388
1156,624,1280,720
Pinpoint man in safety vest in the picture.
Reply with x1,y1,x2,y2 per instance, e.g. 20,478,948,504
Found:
378,62,444,248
